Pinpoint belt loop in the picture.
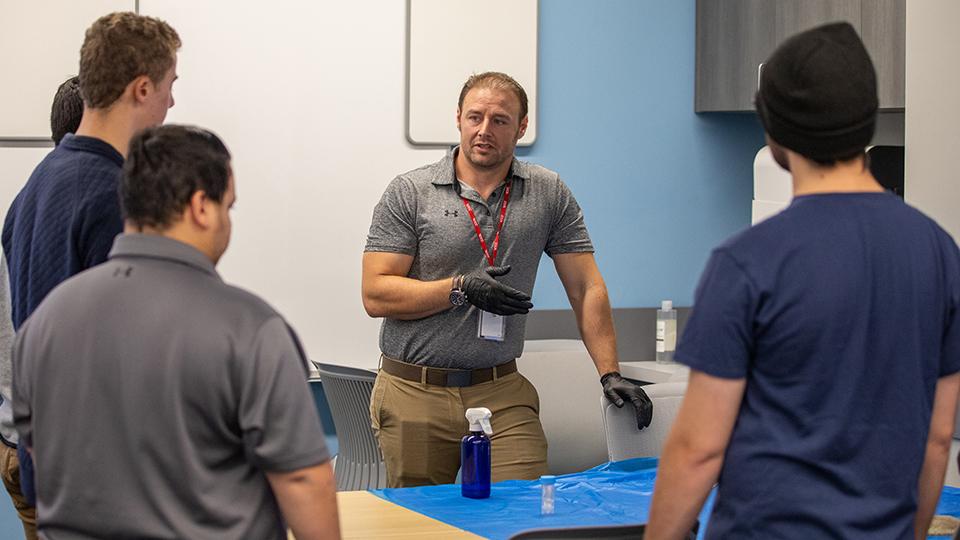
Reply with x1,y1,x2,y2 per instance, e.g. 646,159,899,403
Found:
493,365,499,382
420,366,427,385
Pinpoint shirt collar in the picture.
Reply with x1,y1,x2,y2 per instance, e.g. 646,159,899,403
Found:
59,134,124,167
431,146,530,188
108,234,220,279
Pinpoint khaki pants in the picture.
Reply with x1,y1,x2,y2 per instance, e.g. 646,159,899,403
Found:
0,444,36,540
370,368,548,488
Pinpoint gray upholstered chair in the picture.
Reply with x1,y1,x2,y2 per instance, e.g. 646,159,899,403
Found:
601,381,687,461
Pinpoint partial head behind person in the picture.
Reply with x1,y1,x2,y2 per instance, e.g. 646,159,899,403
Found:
456,72,529,172
80,12,180,126
122,125,235,263
50,76,83,145
754,22,877,170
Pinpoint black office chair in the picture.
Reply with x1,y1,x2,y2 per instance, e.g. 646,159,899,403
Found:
508,521,698,540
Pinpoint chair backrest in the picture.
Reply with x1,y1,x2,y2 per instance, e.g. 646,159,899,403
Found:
315,363,386,491
601,381,687,461
508,523,647,539
307,378,338,440
516,340,610,474
509,520,697,540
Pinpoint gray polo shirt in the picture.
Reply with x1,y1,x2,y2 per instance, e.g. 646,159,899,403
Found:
12,234,329,540
365,148,593,369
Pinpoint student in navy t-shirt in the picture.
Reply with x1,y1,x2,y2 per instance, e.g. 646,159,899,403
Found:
647,23,960,540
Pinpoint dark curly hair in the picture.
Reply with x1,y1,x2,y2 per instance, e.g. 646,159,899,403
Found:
122,125,231,229
50,76,83,145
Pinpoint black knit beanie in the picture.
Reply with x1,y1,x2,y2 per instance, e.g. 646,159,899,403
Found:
755,22,878,162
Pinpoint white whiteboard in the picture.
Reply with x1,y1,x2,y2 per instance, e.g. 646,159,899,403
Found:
0,147,53,223
407,0,538,146
0,0,136,139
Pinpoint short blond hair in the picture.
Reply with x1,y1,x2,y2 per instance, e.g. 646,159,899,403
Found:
458,72,528,121
79,12,181,108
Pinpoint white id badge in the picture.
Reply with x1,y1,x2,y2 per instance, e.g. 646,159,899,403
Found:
478,310,505,341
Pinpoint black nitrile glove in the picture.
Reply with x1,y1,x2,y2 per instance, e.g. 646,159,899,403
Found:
601,371,653,430
462,265,533,316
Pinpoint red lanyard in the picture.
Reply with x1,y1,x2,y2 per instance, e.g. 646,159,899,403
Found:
460,181,512,267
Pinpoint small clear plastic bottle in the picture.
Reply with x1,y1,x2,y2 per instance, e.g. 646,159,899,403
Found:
540,475,556,515
656,300,677,364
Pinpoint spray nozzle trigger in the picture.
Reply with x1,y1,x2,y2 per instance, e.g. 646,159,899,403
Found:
465,407,493,435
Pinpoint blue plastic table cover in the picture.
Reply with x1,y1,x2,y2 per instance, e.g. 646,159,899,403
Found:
371,457,960,540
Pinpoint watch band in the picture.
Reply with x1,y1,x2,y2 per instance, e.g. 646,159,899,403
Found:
449,274,467,306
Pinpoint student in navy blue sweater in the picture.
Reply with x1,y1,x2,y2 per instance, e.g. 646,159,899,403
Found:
0,12,180,539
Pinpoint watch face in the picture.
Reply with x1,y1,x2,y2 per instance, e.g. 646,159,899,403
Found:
449,290,467,306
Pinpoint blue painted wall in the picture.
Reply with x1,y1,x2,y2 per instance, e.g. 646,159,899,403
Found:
523,0,766,309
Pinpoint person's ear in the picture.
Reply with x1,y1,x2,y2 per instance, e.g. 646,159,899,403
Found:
456,108,462,133
129,75,153,105
517,115,529,140
187,191,212,229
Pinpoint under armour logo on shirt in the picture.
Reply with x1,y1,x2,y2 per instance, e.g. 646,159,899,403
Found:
444,209,459,217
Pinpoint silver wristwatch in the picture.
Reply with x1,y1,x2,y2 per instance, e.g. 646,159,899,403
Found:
449,274,467,306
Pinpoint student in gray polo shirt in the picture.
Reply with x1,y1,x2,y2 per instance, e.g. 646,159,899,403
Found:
363,71,653,487
12,125,340,539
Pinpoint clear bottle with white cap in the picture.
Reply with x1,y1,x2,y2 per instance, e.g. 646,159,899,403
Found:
656,300,677,364
540,475,556,515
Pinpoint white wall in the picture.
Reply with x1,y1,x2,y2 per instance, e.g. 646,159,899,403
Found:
138,1,447,367
904,0,960,239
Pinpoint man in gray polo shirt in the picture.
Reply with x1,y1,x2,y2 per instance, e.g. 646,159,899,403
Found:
12,125,340,539
363,71,652,487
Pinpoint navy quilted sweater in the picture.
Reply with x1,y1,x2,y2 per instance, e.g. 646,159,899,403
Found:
2,134,124,329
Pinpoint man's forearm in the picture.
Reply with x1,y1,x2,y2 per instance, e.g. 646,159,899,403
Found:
571,282,619,375
363,275,453,320
647,371,745,539
914,372,960,539
646,441,723,539
915,440,951,539
268,461,341,540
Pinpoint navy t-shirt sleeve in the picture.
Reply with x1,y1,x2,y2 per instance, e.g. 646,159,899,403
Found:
675,249,756,379
939,237,960,377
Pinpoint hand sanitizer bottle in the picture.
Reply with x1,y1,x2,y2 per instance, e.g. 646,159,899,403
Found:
462,407,493,499
656,300,677,364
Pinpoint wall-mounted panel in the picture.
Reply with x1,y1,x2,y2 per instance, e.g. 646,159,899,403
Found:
407,0,538,146
0,1,135,139
0,146,53,221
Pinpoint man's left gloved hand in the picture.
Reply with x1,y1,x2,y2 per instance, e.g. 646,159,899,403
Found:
601,371,653,430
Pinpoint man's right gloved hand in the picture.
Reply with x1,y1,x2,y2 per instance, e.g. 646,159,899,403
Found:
462,266,533,316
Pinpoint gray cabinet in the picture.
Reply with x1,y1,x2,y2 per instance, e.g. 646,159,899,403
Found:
696,0,904,112
774,0,860,41
860,0,905,109
695,0,776,112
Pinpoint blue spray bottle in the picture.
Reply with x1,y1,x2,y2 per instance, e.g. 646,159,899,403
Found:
461,407,493,499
